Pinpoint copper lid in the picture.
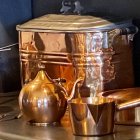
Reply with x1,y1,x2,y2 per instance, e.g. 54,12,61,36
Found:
16,14,132,32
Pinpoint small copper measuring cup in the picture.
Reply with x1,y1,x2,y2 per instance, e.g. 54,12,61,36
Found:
68,96,140,136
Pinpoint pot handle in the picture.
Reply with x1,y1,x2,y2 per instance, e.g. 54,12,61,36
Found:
115,26,138,36
116,98,140,111
111,26,138,43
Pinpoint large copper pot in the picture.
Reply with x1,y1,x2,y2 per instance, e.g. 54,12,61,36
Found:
17,14,138,98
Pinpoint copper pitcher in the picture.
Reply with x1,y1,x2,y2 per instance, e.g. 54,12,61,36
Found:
19,67,83,126
68,96,140,136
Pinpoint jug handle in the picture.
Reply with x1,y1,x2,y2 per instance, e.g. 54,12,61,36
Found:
55,77,84,102
116,98,140,111
67,77,84,102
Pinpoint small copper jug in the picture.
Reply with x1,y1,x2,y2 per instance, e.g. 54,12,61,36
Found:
19,64,83,125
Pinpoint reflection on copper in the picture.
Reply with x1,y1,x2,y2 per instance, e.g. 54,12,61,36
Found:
19,68,83,125
19,70,67,125
19,32,75,96
18,14,136,99
68,32,117,97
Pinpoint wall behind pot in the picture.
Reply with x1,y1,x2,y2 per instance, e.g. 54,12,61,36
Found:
0,0,32,93
32,0,140,18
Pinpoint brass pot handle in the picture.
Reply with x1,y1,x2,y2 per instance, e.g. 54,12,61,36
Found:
116,98,140,111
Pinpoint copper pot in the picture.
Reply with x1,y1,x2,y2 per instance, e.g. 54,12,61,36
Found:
17,14,138,98
101,88,140,125
68,96,140,136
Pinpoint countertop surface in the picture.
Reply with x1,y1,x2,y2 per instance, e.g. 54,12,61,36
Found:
0,95,140,140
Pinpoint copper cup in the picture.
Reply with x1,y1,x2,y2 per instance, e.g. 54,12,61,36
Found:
68,96,140,136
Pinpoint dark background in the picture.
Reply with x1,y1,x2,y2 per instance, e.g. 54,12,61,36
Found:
0,0,32,93
0,0,140,93
32,0,140,18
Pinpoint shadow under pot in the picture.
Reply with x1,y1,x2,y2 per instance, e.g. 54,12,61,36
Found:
68,96,140,136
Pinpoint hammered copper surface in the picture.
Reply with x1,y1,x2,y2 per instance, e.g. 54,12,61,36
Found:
67,30,134,97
